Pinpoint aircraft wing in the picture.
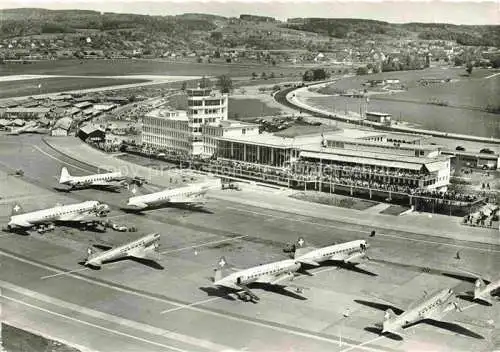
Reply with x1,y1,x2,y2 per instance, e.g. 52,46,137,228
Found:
297,258,320,266
361,290,408,312
452,267,492,284
61,215,105,223
344,252,366,264
267,272,295,285
127,247,155,260
169,196,206,205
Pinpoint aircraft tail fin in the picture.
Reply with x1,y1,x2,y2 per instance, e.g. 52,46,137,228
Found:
10,203,25,216
59,167,72,184
85,247,96,261
381,308,399,334
384,308,396,321
293,237,316,258
213,256,230,282
474,278,486,298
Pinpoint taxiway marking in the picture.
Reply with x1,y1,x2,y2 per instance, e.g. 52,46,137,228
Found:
3,295,191,352
160,296,222,314
461,302,479,312
230,207,500,253
340,335,384,352
41,267,89,280
485,72,500,79
33,145,94,173
160,235,247,255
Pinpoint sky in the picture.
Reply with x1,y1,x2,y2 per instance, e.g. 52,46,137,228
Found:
1,0,499,25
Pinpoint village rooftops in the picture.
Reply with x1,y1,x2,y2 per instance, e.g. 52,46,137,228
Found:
74,101,93,109
0,107,51,114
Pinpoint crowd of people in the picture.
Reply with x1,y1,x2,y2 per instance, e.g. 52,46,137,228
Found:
411,189,479,203
120,144,483,205
293,161,426,180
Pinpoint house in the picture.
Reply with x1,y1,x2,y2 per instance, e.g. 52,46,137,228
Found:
78,124,106,142
385,79,400,84
365,112,392,125
74,101,93,109
51,117,73,136
66,107,81,116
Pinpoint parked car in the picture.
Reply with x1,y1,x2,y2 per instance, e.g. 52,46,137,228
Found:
221,182,241,191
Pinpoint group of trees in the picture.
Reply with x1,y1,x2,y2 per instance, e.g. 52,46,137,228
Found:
287,18,393,39
356,55,425,75
302,68,330,81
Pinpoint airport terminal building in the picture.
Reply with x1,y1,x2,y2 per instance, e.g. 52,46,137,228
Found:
141,87,260,156
214,129,451,192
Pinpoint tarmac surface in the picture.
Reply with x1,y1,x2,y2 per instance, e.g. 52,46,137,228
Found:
0,134,499,352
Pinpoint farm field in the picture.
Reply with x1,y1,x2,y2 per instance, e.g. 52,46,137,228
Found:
0,77,148,99
0,59,309,79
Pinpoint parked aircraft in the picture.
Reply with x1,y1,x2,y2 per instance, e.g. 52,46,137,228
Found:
212,256,303,302
126,181,214,210
379,288,462,335
356,288,485,339
7,121,47,135
84,233,161,269
472,277,500,304
59,167,126,191
6,201,110,232
293,237,369,266
452,268,500,305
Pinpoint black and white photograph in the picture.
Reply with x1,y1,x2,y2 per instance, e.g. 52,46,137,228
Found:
0,0,498,351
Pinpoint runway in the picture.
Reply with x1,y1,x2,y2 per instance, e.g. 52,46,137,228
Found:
0,134,498,352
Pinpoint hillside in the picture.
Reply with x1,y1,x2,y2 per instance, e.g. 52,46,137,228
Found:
0,9,499,57
286,18,500,47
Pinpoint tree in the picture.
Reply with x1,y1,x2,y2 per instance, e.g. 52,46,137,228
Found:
491,56,500,69
466,62,473,75
181,81,187,91
210,32,223,41
261,72,267,79
251,72,258,80
199,76,211,88
217,75,233,94
356,66,368,75
454,57,464,66
302,70,314,81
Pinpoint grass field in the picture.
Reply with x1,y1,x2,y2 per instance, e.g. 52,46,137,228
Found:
290,191,378,210
0,77,148,99
374,74,500,111
380,205,411,215
0,59,308,79
320,66,497,93
2,324,82,352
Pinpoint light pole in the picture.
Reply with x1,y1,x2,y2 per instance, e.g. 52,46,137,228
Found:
339,308,350,347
